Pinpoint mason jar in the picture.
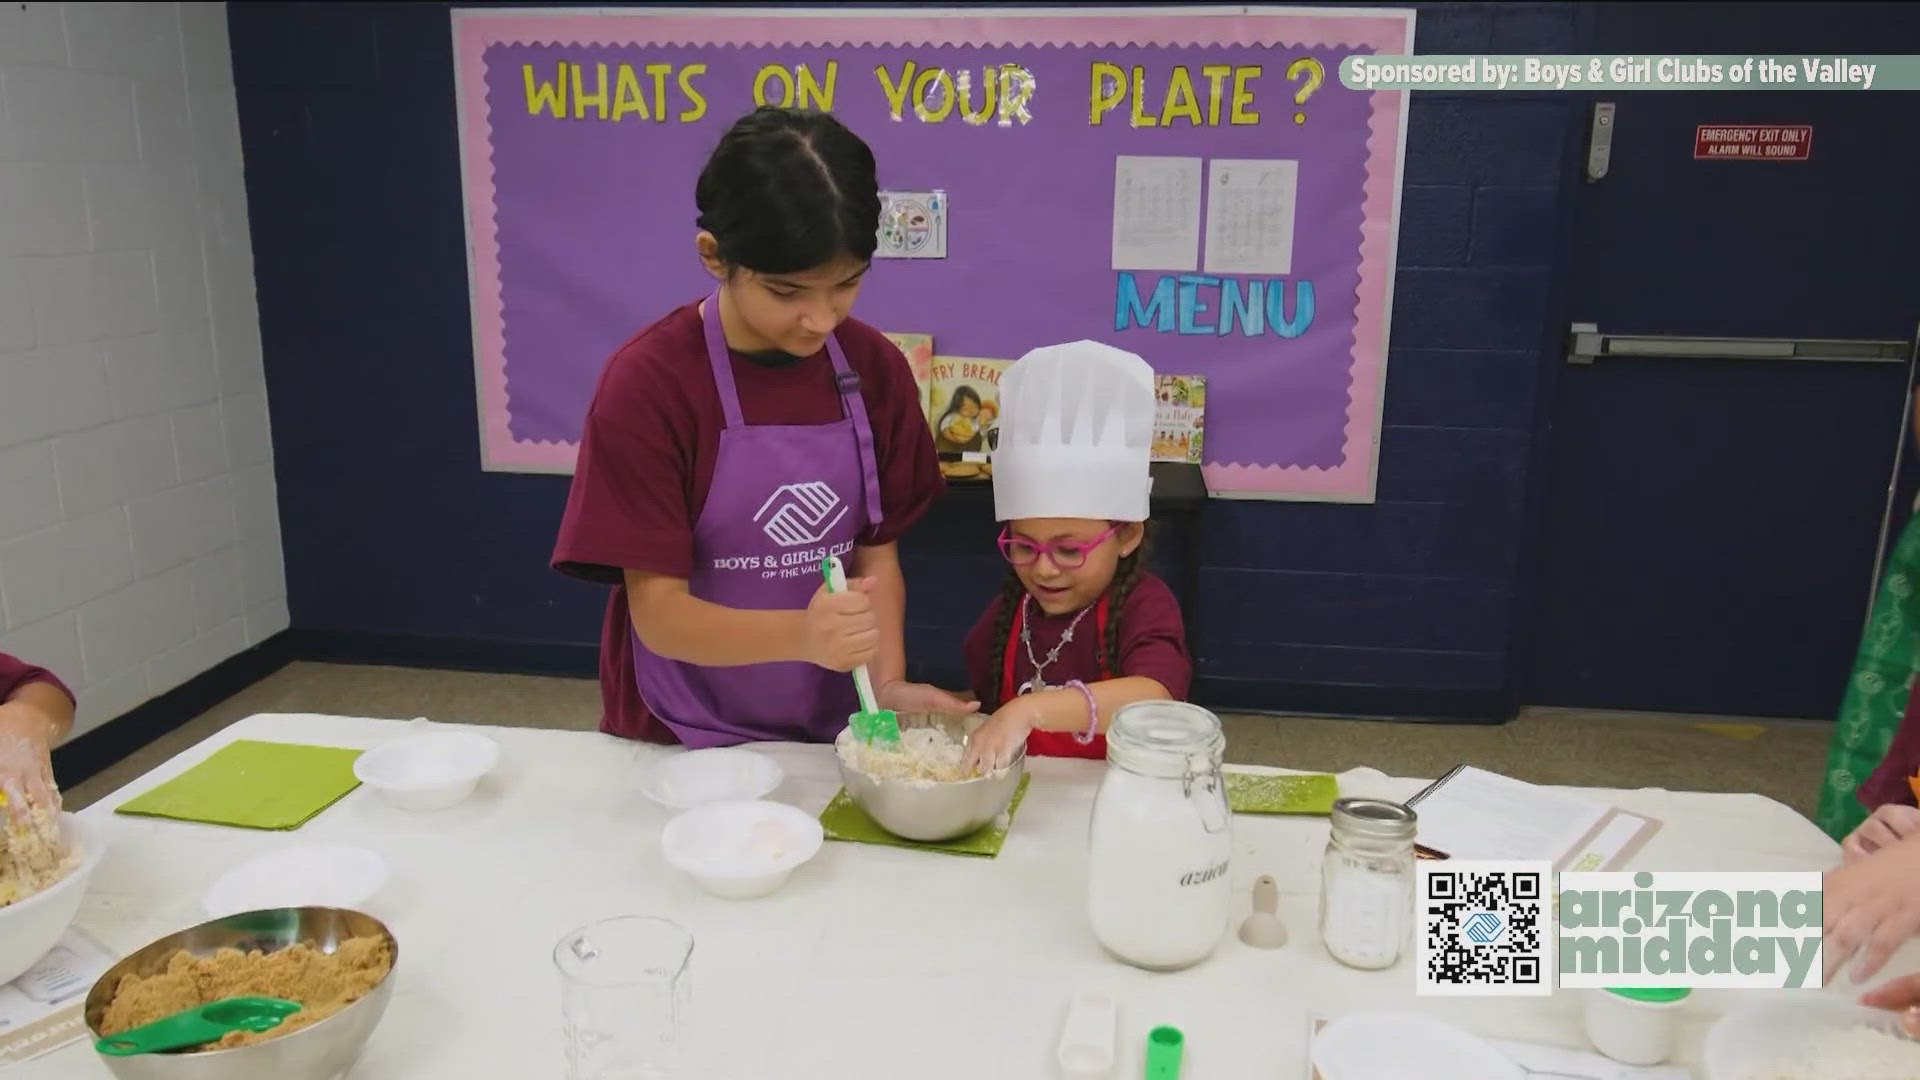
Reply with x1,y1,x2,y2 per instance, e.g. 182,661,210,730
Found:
1087,701,1232,971
1318,797,1417,970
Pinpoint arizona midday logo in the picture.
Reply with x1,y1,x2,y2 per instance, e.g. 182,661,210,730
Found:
754,482,848,547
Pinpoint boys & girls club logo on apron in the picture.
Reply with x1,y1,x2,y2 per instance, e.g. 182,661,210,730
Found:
754,481,848,547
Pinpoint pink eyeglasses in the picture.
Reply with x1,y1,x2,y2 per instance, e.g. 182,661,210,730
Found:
998,524,1124,569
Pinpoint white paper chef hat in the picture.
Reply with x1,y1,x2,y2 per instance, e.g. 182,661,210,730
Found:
993,340,1155,523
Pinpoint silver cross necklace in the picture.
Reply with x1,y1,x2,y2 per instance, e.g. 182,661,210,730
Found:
1017,594,1094,695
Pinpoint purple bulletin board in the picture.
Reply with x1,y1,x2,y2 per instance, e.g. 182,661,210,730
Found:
452,6,1413,501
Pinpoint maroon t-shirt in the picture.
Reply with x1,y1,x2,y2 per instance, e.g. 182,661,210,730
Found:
963,572,1193,719
1859,677,1920,810
0,652,73,709
552,302,944,743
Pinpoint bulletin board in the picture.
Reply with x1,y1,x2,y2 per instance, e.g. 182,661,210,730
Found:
452,6,1414,502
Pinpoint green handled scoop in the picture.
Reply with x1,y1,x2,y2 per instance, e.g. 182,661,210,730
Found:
96,996,302,1056
823,556,900,747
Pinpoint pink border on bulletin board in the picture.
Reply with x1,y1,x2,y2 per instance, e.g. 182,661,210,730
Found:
452,6,1413,502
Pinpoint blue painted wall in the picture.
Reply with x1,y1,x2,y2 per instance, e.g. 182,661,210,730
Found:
233,2,1581,717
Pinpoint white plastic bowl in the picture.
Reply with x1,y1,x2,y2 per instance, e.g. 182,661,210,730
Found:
1312,1012,1526,1080
353,729,499,810
641,747,783,810
202,842,390,918
660,800,823,900
0,813,106,986
1704,996,1920,1079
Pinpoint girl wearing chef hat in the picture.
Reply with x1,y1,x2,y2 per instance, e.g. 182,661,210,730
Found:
961,341,1194,771
552,106,973,748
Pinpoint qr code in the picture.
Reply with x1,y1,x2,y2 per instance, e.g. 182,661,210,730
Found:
1415,860,1554,997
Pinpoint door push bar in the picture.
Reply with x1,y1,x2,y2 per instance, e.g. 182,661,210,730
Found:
1567,323,1911,365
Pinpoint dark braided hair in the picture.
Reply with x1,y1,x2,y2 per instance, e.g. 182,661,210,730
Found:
984,523,1153,711
1099,524,1153,675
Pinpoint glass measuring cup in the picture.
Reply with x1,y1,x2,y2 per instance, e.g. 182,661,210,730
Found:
554,916,693,1080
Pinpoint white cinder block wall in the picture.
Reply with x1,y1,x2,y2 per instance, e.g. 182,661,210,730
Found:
0,3,286,738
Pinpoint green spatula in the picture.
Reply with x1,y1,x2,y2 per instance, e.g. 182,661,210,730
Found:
96,996,303,1056
823,556,900,747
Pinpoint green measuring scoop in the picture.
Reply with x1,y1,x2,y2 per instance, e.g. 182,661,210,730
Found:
96,997,303,1056
822,556,900,747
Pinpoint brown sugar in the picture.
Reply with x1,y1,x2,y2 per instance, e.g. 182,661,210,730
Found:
100,935,392,1050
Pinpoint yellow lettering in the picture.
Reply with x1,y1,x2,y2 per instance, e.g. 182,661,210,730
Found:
754,64,795,107
571,62,609,120
913,67,955,122
1090,61,1125,124
523,63,567,118
1128,66,1157,127
959,66,998,125
612,64,649,122
1160,65,1202,126
1231,65,1261,125
678,64,708,122
998,63,1035,126
797,61,838,110
876,62,916,121
1201,65,1231,126
646,63,672,122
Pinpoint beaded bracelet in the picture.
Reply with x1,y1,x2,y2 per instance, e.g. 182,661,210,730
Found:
1065,680,1100,745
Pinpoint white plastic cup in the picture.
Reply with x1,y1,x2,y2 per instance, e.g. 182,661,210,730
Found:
1583,986,1690,1065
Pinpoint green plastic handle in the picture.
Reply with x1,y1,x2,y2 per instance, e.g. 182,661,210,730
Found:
1145,1025,1184,1079
96,997,302,1056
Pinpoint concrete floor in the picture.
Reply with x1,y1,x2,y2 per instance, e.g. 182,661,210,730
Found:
62,662,1835,818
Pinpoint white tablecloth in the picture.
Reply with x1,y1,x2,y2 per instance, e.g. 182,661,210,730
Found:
27,713,1872,1078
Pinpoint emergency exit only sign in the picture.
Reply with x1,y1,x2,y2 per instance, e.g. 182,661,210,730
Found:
1694,125,1813,161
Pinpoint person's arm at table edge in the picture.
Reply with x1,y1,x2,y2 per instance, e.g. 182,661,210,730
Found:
1006,677,1172,734
0,678,74,745
625,569,809,668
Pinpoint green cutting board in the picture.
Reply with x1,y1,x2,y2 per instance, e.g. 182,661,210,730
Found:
116,740,365,830
1225,770,1339,815
819,774,1031,858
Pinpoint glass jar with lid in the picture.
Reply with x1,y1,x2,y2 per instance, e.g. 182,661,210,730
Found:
1318,797,1417,970
1087,701,1233,971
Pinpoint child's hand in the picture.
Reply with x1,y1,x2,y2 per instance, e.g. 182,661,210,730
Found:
875,681,979,717
1861,972,1920,1040
963,707,1033,774
1844,804,1920,863
1824,837,1920,984
0,704,58,822
802,579,878,672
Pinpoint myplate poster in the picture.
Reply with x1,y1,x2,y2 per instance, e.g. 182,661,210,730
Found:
452,6,1415,502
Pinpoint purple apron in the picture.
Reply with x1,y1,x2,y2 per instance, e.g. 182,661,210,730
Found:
631,293,884,748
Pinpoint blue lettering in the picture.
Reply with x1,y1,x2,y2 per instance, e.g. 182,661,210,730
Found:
1267,280,1314,338
1219,279,1265,336
1115,274,1315,337
1176,275,1220,335
1115,272,1176,332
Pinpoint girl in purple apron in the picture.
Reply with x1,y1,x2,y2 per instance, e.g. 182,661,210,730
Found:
553,107,971,747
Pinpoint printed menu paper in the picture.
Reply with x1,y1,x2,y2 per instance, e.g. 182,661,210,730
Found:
1405,765,1661,871
1204,158,1299,276
0,928,116,1065
1111,156,1202,271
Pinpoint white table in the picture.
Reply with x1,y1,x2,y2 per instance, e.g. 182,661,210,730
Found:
27,713,1878,1078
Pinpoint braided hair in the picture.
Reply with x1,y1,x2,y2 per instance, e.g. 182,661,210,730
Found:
984,523,1153,712
1099,524,1152,675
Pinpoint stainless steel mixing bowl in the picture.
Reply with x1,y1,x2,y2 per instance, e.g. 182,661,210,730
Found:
836,713,1027,842
83,906,397,1080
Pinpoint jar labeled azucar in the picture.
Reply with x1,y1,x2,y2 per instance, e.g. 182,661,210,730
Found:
1087,702,1232,971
